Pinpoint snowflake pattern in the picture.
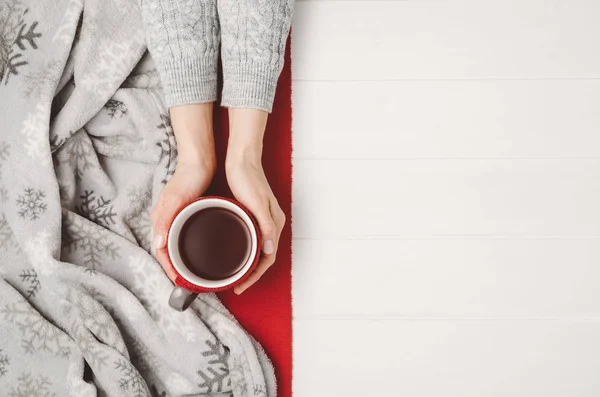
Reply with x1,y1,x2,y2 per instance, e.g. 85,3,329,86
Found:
227,352,253,397
93,134,131,159
23,231,55,277
21,104,49,163
115,359,149,397
128,254,198,342
0,1,26,78
70,322,110,370
59,288,115,370
61,211,120,273
8,372,55,397
123,68,161,89
80,38,142,95
197,340,231,393
22,61,57,98
0,213,16,250
16,187,47,220
19,268,40,298
14,22,41,52
1,300,71,357
49,0,81,47
0,349,9,378
156,114,177,185
105,99,128,118
126,186,152,252
60,130,94,181
126,335,160,379
128,206,151,252
61,287,126,369
78,190,117,226
0,1,42,85
164,372,195,395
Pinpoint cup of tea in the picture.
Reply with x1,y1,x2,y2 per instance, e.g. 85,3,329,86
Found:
166,196,261,311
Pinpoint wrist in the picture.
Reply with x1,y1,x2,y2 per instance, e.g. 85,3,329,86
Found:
175,128,216,169
226,108,268,168
227,137,262,166
169,104,217,172
178,144,216,173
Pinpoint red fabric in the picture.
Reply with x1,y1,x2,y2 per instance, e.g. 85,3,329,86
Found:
207,40,293,396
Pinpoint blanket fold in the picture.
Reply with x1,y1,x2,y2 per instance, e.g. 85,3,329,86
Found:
0,1,274,396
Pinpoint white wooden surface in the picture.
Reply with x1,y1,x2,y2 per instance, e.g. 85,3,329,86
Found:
291,1,600,396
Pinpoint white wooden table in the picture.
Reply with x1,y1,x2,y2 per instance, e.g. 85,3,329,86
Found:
291,1,600,395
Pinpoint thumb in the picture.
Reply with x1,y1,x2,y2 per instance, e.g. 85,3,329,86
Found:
242,197,277,255
151,190,186,250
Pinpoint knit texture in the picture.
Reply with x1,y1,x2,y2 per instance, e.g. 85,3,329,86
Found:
142,0,294,112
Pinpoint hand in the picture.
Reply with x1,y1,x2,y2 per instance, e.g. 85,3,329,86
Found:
151,104,216,280
226,109,286,294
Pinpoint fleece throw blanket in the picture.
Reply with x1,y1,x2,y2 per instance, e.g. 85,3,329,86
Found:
0,0,275,396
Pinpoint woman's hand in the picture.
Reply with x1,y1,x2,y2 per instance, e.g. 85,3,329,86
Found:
226,109,286,294
151,104,216,280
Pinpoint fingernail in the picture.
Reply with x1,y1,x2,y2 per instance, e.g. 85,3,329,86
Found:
263,240,275,255
154,235,165,249
234,286,244,295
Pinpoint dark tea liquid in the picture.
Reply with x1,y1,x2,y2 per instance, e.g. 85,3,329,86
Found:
178,207,251,280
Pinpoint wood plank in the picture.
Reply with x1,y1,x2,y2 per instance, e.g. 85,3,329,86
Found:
293,239,600,317
293,1,600,80
292,159,600,238
292,80,600,159
294,319,600,397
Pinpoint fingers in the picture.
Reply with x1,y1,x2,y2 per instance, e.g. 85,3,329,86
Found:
151,188,189,282
235,197,285,294
269,198,286,254
234,258,273,295
150,188,186,251
249,196,285,255
250,199,278,255
149,161,216,285
154,245,178,282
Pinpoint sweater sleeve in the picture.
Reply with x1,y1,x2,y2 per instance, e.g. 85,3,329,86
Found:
141,0,220,108
218,0,294,113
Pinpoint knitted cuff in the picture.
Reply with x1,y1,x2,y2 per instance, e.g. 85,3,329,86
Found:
158,56,218,108
221,62,281,113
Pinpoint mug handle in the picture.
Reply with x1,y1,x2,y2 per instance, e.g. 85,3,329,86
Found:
168,287,199,311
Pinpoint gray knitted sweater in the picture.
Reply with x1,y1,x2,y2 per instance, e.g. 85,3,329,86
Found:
141,0,294,112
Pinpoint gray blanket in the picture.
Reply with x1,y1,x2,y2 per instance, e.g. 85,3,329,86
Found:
0,0,275,396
